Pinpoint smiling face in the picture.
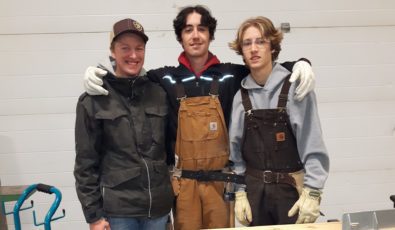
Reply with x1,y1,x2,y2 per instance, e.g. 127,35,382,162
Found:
241,26,273,72
180,12,211,60
111,33,145,77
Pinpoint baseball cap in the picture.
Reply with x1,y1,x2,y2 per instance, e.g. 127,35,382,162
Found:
110,18,149,44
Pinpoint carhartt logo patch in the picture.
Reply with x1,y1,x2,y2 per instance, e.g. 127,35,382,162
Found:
276,132,285,141
209,122,218,131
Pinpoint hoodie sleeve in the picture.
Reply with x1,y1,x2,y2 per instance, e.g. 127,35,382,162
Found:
229,90,246,175
287,86,330,190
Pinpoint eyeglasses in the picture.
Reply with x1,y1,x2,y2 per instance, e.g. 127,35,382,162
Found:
241,38,269,50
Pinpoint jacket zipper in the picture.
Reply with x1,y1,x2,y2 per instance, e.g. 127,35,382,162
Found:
128,78,152,218
141,157,152,218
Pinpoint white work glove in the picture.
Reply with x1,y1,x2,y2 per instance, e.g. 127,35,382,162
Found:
84,66,109,95
289,60,315,101
235,191,252,226
288,187,322,224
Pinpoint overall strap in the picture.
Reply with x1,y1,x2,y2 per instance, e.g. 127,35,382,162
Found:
240,87,253,115
175,78,186,100
277,74,292,108
209,75,219,96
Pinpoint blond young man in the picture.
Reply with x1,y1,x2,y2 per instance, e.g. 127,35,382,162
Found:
228,16,329,226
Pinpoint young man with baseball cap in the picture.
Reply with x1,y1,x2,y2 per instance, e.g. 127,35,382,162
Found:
74,18,173,230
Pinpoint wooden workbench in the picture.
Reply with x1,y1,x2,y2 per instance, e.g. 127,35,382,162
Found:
212,222,342,230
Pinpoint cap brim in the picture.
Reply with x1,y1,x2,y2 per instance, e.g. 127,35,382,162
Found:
113,30,149,43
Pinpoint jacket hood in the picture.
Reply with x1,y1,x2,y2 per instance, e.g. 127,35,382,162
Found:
241,63,291,91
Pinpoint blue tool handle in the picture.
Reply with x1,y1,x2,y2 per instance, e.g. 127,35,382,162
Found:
13,184,38,230
36,184,53,194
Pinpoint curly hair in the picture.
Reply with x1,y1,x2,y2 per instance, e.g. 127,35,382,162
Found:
229,16,283,61
173,5,217,42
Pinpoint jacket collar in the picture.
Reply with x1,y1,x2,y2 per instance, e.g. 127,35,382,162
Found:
104,74,148,99
177,51,220,77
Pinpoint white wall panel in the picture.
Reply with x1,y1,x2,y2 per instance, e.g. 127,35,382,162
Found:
0,98,77,115
319,102,395,119
326,137,395,158
0,130,73,154
1,172,75,187
1,0,395,34
0,75,82,99
0,152,74,174
0,114,74,131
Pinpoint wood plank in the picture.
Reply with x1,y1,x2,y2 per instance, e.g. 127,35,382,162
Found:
0,185,29,202
214,222,341,230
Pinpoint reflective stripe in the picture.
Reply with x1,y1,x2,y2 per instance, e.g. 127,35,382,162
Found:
163,75,176,84
219,74,234,82
182,76,195,82
200,76,213,81
162,74,234,84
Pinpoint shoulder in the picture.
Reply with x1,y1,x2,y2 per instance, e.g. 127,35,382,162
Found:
215,63,248,73
77,92,97,105
77,89,113,110
150,66,178,76
147,80,164,92
232,89,243,105
78,92,89,102
215,63,250,81
145,80,167,99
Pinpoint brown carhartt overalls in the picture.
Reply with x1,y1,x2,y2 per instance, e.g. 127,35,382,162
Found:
240,75,304,226
173,77,230,230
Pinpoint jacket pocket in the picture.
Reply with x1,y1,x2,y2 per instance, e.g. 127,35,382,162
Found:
101,167,142,213
150,162,170,187
94,110,132,149
94,110,128,120
101,167,141,188
144,106,168,145
145,106,168,117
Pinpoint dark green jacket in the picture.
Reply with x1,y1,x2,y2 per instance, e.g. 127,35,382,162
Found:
74,74,174,223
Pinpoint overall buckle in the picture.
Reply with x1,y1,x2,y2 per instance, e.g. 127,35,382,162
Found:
263,170,279,183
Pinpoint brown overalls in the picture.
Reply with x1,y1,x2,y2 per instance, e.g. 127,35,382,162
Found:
173,77,230,230
240,76,304,226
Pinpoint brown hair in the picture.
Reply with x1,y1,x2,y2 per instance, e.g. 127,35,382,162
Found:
229,16,283,61
173,5,217,42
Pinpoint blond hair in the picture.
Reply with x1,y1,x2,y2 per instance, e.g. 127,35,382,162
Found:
229,16,283,61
